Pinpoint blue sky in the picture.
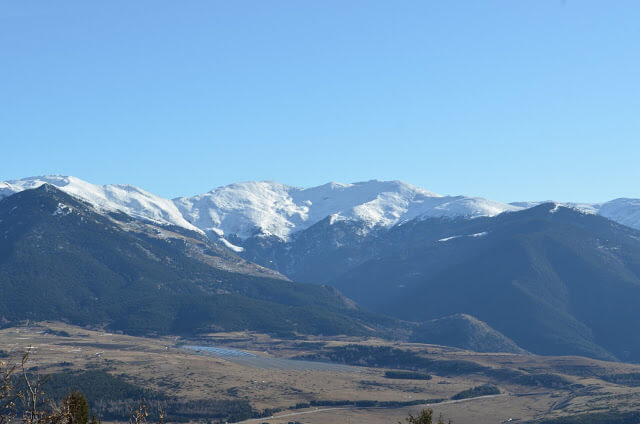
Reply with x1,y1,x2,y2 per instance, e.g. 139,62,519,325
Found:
1,1,639,202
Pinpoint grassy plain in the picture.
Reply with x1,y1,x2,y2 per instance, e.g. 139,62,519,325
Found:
2,322,640,423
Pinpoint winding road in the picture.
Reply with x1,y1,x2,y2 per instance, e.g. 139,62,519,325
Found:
237,393,511,423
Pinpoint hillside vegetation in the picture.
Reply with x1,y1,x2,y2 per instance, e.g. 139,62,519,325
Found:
0,185,392,338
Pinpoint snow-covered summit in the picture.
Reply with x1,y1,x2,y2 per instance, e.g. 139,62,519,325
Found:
0,175,202,233
173,180,521,240
4,175,640,245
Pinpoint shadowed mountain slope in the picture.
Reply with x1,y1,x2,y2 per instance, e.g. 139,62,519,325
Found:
410,314,528,354
0,185,392,337
329,204,640,361
233,202,640,361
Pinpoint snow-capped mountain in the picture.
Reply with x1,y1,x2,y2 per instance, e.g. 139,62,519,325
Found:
0,175,202,234
173,180,522,241
3,176,640,245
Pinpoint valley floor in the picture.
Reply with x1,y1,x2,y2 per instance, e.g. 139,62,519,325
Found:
2,322,640,423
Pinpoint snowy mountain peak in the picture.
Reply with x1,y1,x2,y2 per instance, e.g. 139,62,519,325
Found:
0,175,203,234
173,179,519,241
4,176,640,245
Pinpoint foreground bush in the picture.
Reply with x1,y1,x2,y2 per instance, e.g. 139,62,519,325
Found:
0,349,162,424
400,409,452,424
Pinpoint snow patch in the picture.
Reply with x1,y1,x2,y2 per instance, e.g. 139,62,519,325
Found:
439,232,488,242
438,236,460,242
52,203,72,216
208,227,225,237
218,237,244,253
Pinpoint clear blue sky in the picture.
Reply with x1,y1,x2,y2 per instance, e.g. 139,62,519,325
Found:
1,1,639,202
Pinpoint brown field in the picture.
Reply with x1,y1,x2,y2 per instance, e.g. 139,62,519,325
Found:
2,322,640,423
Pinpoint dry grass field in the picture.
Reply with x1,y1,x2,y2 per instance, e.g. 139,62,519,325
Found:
2,322,640,423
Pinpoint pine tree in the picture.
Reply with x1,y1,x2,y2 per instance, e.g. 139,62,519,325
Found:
63,391,89,424
401,409,434,424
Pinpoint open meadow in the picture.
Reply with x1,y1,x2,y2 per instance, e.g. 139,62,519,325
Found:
2,322,640,423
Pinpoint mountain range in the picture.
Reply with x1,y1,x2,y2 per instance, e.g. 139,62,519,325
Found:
2,175,640,362
4,176,640,242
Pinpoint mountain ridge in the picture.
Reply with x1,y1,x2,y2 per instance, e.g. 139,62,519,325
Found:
0,175,203,233
6,175,640,245
173,179,521,241
0,184,391,337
